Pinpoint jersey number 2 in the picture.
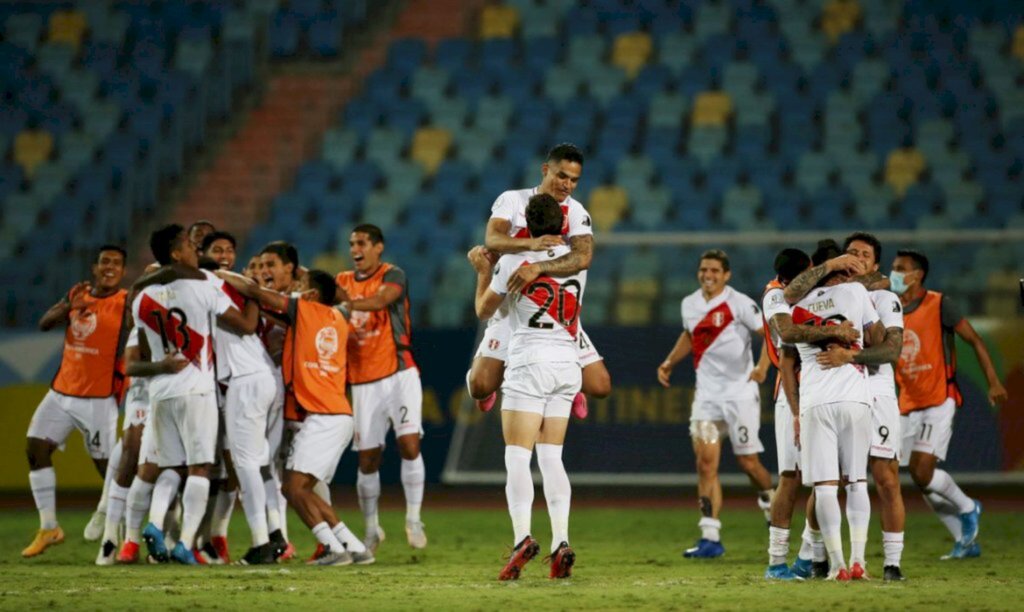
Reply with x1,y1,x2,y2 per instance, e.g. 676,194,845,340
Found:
525,280,581,329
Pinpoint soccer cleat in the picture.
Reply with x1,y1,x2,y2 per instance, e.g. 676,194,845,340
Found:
211,535,231,564
84,511,105,542
959,500,982,547
811,560,831,578
192,546,210,565
683,538,725,558
21,527,65,558
308,543,325,562
170,541,198,565
765,563,804,580
406,520,427,549
475,392,497,412
364,525,386,554
790,557,813,579
117,540,140,564
237,542,281,565
142,522,169,563
883,565,906,581
95,539,118,566
308,546,353,566
350,548,376,565
941,541,981,560
571,393,588,419
279,541,296,561
198,541,224,565
850,562,869,580
827,567,851,582
499,535,540,581
546,541,576,579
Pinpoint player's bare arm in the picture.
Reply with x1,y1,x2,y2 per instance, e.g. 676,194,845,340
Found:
217,270,290,315
816,326,903,369
782,254,867,304
770,313,861,345
657,330,692,388
131,262,205,293
469,246,503,320
484,218,563,254
954,318,1009,405
507,234,593,294
125,331,188,377
38,282,90,331
749,327,770,383
780,345,801,445
345,284,402,312
852,270,890,291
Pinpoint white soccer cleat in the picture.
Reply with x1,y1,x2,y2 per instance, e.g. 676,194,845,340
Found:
405,520,427,550
364,525,386,554
95,540,118,566
84,511,105,542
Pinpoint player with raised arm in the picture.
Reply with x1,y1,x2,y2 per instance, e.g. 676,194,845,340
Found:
467,143,610,418
335,225,426,552
889,249,1007,559
472,194,583,580
657,249,774,559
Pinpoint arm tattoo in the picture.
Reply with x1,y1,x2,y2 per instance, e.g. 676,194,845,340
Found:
774,315,856,344
534,235,593,276
783,263,829,304
852,270,886,290
852,327,903,366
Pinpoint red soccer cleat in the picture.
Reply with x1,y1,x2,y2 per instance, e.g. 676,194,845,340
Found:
117,541,140,564
850,562,869,580
547,541,576,579
192,546,209,565
498,535,540,581
571,393,588,419
476,392,497,412
211,535,231,564
308,543,324,562
279,542,296,562
832,567,852,582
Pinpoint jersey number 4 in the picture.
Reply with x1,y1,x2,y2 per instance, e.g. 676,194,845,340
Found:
525,279,581,329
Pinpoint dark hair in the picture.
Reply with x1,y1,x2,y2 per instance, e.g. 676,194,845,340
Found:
188,220,216,235
526,193,564,237
811,239,842,266
306,269,337,305
200,230,237,254
352,224,385,245
197,256,220,272
773,248,810,284
699,249,731,272
896,249,929,281
96,244,127,263
545,142,584,166
260,241,299,278
843,231,882,264
150,224,186,266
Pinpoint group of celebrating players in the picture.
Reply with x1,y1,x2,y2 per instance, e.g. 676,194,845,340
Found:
18,141,1008,581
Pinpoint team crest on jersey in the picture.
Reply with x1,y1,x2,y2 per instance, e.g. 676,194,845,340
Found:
315,326,339,361
488,339,500,350
711,311,726,327
70,310,97,341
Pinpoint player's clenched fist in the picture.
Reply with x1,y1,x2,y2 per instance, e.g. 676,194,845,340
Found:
467,245,496,272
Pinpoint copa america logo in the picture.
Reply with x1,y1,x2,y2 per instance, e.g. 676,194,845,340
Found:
70,310,97,341
315,326,339,361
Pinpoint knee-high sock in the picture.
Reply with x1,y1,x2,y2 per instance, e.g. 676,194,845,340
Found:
211,485,236,538
923,490,963,540
29,467,58,530
312,521,344,552
883,531,904,567
264,474,283,535
357,471,381,533
149,470,181,530
102,482,130,544
332,522,367,553
505,445,534,545
277,486,289,540
179,476,211,549
926,469,974,514
236,465,269,546
314,480,331,506
768,526,790,566
536,443,570,553
845,481,870,565
814,485,845,570
401,456,425,523
797,521,824,562
125,478,155,543
95,442,122,515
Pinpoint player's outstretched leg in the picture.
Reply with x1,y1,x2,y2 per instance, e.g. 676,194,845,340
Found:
814,484,849,581
538,443,574,579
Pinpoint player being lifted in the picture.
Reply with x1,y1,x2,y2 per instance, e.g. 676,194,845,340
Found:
657,249,774,559
466,143,611,418
335,225,426,551
23,246,129,558
472,194,582,580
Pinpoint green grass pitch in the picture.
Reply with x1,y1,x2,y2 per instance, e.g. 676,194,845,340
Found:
3,501,1024,610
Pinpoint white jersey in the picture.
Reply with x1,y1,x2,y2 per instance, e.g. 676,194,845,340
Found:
681,286,762,402
489,245,585,369
868,288,903,399
762,284,791,351
792,282,879,409
133,277,233,402
124,326,148,396
207,272,273,382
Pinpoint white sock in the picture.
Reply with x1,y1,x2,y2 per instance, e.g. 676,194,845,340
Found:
312,521,344,552
102,483,130,544
882,531,904,567
149,470,182,529
797,523,816,561
96,442,122,515
926,469,974,514
401,456,425,523
264,476,282,534
536,443,571,552
504,445,534,545
211,486,236,538
236,465,269,546
332,522,367,553
277,486,289,540
125,478,155,543
814,485,845,570
357,471,381,533
699,517,722,542
179,476,211,549
29,467,58,530
314,480,332,506
768,526,790,566
924,490,963,540
845,481,870,565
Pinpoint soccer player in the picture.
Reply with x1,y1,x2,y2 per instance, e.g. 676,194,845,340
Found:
335,225,426,551
467,143,610,418
218,268,372,566
23,245,129,558
889,249,1007,559
130,224,256,565
472,193,583,580
187,220,216,252
244,255,263,281
657,249,773,559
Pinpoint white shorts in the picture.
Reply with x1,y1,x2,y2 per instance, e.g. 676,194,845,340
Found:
899,397,955,465
475,318,604,368
286,413,353,482
351,368,423,451
800,401,871,486
27,390,117,460
152,393,219,468
123,382,150,430
501,362,582,418
870,395,901,461
690,397,765,455
225,374,276,469
266,369,285,464
774,394,799,473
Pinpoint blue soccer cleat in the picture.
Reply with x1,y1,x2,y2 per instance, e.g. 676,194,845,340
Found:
941,541,981,560
142,522,168,563
765,563,804,580
959,500,982,547
790,557,813,578
170,541,198,565
683,538,725,558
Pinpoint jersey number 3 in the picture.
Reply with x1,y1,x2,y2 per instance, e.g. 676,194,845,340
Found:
152,308,190,354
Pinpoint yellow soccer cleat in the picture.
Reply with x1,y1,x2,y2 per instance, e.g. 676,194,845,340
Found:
21,527,65,558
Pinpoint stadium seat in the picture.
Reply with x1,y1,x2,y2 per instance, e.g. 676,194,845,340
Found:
588,185,629,232
884,146,926,197
411,127,452,175
691,91,733,126
47,9,88,48
13,129,54,179
611,31,653,79
821,0,862,43
479,5,519,38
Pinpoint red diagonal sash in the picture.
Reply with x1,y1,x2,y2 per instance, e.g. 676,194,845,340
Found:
691,301,734,368
522,270,580,339
138,294,206,366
